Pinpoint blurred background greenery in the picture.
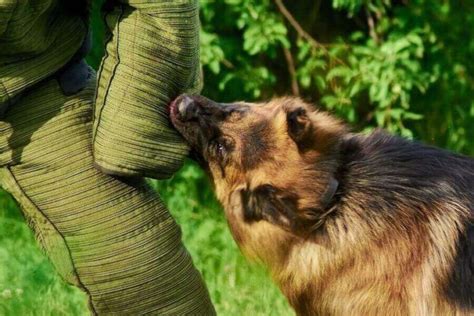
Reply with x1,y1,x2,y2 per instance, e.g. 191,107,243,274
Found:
1,0,473,315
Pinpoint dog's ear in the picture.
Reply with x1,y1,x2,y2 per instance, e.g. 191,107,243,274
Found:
287,107,314,150
288,107,348,153
240,185,298,230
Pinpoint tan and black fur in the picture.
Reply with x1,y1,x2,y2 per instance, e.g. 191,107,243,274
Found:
170,95,474,316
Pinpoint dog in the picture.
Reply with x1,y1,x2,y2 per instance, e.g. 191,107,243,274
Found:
170,94,474,316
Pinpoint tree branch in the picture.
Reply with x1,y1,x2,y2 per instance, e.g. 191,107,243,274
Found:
221,58,235,69
282,47,300,96
366,7,380,43
273,0,345,65
274,0,327,51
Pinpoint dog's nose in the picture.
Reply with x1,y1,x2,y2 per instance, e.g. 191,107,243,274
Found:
176,95,199,121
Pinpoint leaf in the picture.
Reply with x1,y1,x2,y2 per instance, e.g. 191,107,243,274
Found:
300,75,311,88
403,112,423,120
315,75,327,91
349,81,361,97
375,110,386,127
321,95,339,109
327,66,353,80
390,108,403,120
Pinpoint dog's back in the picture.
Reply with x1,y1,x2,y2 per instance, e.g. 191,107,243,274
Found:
305,130,474,315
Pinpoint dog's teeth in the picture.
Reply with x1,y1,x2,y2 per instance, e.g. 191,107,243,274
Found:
178,100,186,115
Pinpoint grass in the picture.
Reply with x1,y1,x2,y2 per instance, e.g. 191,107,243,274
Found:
0,160,293,315
0,188,89,315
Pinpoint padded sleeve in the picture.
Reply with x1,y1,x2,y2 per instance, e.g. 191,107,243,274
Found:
93,0,202,179
0,74,215,315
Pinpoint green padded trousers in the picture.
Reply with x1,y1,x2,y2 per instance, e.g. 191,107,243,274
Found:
0,75,215,315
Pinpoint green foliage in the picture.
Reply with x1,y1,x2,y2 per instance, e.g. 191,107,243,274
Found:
0,190,88,315
200,0,474,154
85,0,105,70
200,0,286,99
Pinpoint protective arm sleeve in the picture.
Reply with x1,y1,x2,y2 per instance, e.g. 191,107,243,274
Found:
93,0,202,179
0,1,216,314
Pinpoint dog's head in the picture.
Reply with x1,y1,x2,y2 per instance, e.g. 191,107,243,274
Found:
170,95,347,239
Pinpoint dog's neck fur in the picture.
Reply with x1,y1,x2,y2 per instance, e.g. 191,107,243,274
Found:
247,131,471,315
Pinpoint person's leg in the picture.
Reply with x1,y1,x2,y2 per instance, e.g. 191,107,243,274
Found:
0,76,215,315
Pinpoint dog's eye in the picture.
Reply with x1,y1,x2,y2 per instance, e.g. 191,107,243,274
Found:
217,143,226,155
209,140,226,159
209,137,234,160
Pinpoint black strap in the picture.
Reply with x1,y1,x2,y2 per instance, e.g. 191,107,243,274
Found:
56,31,92,95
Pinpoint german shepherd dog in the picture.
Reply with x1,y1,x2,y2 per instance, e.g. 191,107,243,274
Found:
170,95,474,316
